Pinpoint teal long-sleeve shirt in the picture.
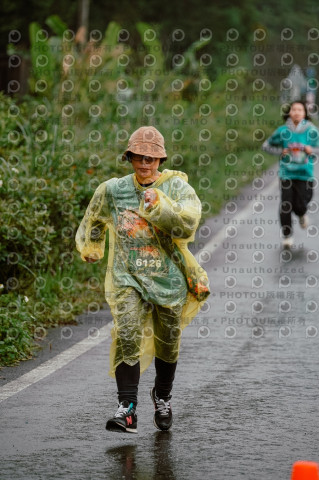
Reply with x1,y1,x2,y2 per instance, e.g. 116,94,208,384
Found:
262,118,319,180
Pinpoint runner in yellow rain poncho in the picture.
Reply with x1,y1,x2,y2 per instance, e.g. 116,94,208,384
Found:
76,126,210,434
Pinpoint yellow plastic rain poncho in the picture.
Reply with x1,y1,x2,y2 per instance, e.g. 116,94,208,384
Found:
76,169,210,377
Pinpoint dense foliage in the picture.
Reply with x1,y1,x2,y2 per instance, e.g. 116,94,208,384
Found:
2,0,319,81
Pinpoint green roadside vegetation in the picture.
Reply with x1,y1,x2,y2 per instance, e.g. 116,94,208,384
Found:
0,17,293,366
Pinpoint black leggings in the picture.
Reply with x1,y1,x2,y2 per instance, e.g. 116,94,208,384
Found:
280,179,313,237
115,358,177,406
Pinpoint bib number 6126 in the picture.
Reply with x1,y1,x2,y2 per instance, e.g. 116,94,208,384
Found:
136,258,162,268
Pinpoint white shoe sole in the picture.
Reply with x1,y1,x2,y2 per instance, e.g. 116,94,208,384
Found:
106,420,137,434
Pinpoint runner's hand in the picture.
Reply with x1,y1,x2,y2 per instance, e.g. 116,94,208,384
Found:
304,145,312,154
144,189,158,209
84,256,98,263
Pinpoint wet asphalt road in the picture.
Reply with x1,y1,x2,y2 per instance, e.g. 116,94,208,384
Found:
1,165,319,480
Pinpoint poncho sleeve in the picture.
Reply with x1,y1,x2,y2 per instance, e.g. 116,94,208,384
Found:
139,182,201,241
75,181,110,261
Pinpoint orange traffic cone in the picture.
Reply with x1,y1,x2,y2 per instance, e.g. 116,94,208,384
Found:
291,461,319,480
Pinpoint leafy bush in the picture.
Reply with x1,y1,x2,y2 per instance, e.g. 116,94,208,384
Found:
0,293,33,364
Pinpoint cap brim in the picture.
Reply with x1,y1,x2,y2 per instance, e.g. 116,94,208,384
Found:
122,143,167,161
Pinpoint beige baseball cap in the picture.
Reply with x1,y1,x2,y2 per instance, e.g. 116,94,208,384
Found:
122,126,167,161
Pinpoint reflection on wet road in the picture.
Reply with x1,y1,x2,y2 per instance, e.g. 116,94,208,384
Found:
106,432,176,480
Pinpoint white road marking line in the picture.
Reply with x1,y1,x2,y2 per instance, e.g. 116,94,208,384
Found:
196,177,278,259
0,322,113,403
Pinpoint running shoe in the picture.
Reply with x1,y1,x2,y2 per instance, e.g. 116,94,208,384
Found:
150,387,173,431
106,401,137,433
299,215,309,229
282,236,294,249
